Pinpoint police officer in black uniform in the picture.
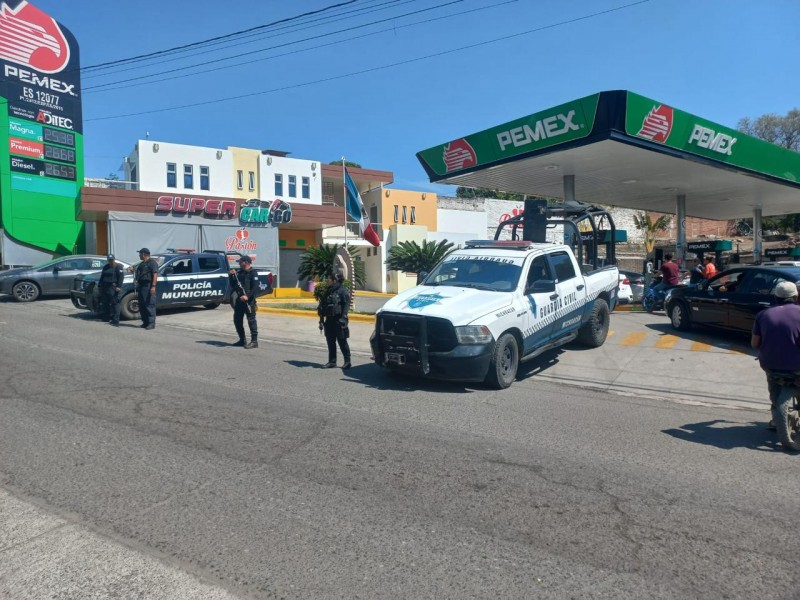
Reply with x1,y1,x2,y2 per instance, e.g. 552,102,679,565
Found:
98,254,124,326
317,271,351,369
134,248,158,330
229,255,259,349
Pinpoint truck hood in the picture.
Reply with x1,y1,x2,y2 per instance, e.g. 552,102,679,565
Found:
379,285,512,325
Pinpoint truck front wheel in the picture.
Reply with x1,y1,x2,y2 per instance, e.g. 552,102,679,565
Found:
578,298,610,348
485,333,519,389
119,292,140,321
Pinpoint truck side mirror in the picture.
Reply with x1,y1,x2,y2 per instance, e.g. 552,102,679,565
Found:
416,271,429,285
527,279,556,294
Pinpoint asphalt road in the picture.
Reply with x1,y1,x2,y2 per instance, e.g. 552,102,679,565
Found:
1,298,798,599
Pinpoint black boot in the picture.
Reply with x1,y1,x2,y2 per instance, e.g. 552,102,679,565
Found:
232,338,246,347
244,337,258,349
342,358,352,369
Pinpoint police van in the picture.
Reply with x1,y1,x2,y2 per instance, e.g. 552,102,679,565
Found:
370,201,620,389
70,250,273,320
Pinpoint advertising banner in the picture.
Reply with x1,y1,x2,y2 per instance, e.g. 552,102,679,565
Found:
626,92,800,184
417,94,600,178
0,0,84,262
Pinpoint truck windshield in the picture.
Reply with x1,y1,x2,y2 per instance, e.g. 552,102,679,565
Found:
423,257,521,292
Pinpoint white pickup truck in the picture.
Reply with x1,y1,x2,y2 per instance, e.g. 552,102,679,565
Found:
370,240,619,388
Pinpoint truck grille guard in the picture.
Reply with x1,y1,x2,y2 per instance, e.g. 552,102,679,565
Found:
375,312,459,375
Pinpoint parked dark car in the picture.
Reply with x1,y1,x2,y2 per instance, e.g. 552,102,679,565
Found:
0,255,130,302
618,269,645,302
70,250,272,320
664,265,800,334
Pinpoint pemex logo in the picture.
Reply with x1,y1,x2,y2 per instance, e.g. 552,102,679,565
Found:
442,138,477,173
636,104,673,144
0,1,70,74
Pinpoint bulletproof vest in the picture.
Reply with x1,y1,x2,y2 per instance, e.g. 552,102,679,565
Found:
136,260,152,284
323,288,343,318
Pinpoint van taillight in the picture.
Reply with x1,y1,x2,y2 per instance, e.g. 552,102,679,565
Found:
622,278,630,285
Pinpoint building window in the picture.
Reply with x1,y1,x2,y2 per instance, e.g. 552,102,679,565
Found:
184,164,193,189
288,175,297,198
393,205,399,223
323,181,334,203
130,166,137,183
301,176,310,199
236,170,243,190
166,163,176,188
200,166,210,191
402,206,408,223
369,205,378,225
275,174,283,196
410,206,417,224
248,171,255,191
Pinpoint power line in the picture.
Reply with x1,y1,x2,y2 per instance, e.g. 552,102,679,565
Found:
82,0,420,81
83,0,467,92
86,0,653,123
81,0,361,72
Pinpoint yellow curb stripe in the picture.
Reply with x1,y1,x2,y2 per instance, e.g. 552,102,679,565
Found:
690,340,713,352
655,334,680,349
620,332,648,346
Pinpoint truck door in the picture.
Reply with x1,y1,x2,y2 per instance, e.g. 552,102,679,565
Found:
158,257,194,305
197,254,228,301
547,251,586,337
522,254,558,351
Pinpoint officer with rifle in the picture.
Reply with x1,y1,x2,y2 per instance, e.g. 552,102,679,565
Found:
317,271,351,369
229,255,259,349
134,248,158,330
98,254,124,326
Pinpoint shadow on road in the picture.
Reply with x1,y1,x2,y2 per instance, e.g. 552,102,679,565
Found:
644,321,753,354
662,419,780,451
517,348,562,378
334,363,477,394
196,340,237,348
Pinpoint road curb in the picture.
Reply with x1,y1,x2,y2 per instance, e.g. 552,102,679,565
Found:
256,306,376,323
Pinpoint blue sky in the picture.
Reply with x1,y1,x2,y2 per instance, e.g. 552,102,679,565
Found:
32,0,800,194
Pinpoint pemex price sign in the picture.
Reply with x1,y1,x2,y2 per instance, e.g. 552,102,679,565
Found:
0,0,84,257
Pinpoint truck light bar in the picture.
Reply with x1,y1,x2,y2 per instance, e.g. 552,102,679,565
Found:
465,240,535,250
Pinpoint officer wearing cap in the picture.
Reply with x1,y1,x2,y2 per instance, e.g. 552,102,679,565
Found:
98,254,124,326
751,280,800,427
134,247,158,330
229,254,259,348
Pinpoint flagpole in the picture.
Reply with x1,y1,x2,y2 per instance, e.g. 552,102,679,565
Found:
341,156,347,246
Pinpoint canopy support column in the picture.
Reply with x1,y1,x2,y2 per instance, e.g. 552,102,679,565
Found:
563,175,575,203
676,194,686,266
753,208,763,264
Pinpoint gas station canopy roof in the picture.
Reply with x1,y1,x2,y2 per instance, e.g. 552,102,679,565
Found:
417,91,800,221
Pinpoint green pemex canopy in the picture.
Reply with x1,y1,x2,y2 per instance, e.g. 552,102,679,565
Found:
417,91,800,221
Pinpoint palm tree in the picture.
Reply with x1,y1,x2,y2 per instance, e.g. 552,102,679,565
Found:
633,213,671,259
385,239,454,274
296,243,365,287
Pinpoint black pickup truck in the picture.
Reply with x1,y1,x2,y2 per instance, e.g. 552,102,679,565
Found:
70,250,273,320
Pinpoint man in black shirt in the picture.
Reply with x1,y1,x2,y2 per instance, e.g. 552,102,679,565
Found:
98,254,124,326
134,248,158,330
317,272,351,369
229,255,259,349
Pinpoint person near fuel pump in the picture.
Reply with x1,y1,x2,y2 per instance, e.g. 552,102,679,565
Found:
133,248,158,330
98,254,124,326
317,272,351,369
750,281,800,429
688,256,706,285
229,255,259,349
653,252,680,294
703,255,718,279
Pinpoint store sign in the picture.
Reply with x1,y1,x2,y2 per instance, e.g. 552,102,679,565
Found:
417,93,600,177
155,195,237,217
0,0,84,258
239,198,292,225
626,91,800,184
764,248,790,258
225,228,258,255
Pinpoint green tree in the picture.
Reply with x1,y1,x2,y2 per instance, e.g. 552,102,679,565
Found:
328,160,363,169
633,212,671,258
456,186,523,201
297,243,365,288
385,239,454,274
